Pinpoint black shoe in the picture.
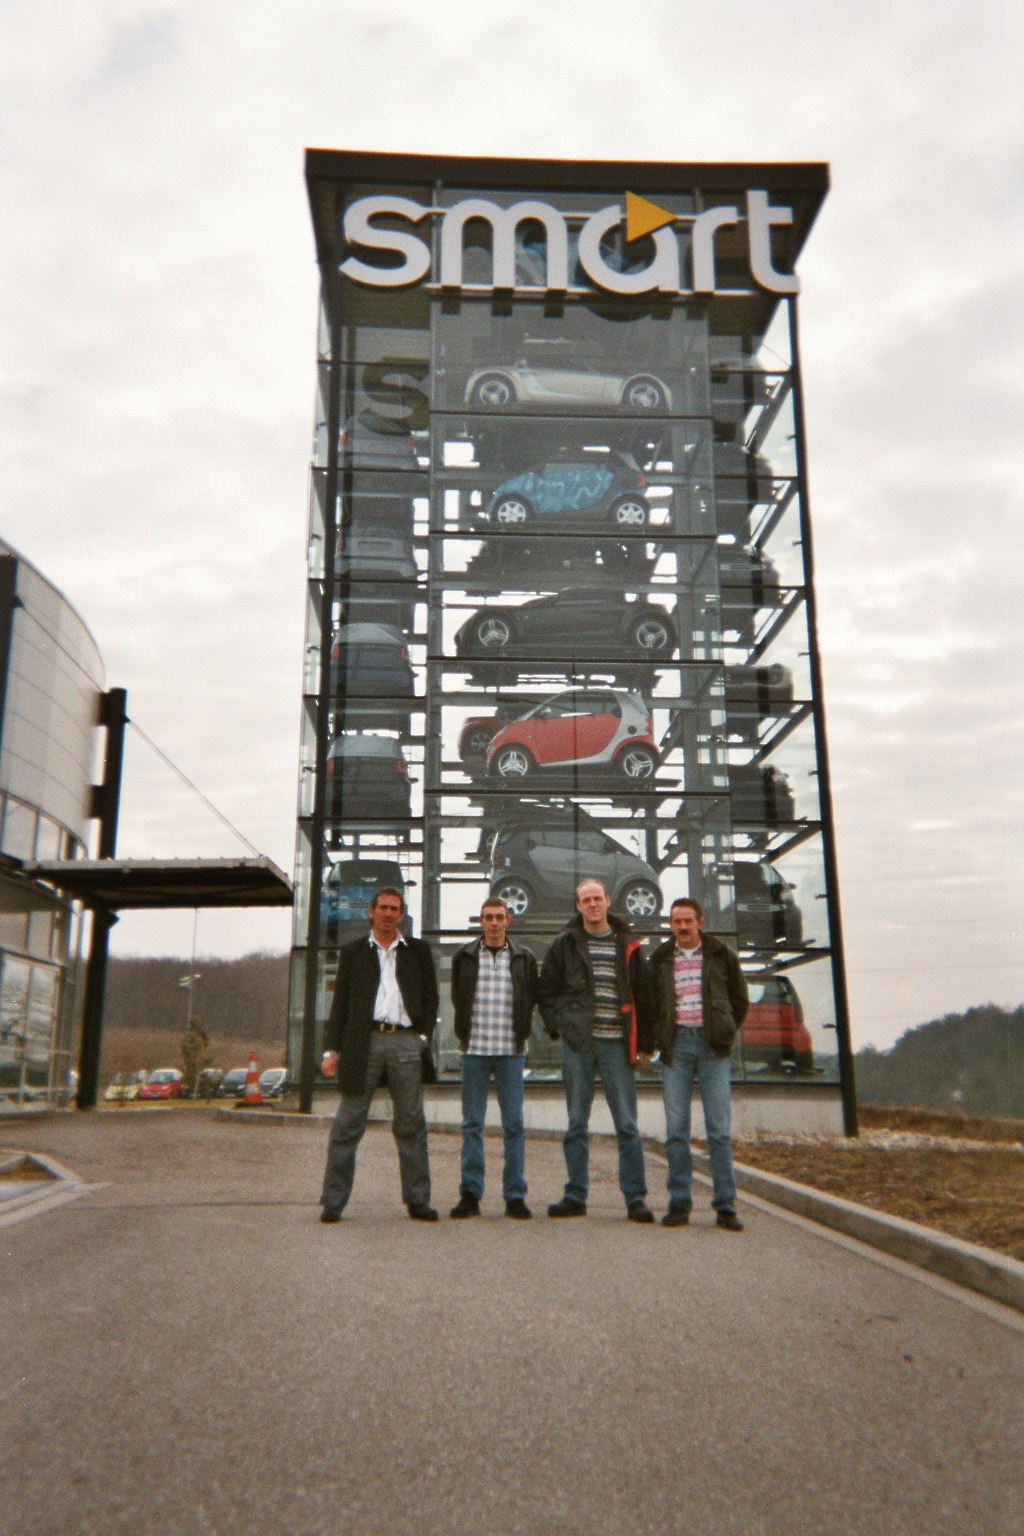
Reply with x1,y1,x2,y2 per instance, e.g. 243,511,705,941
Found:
449,1193,481,1219
505,1198,532,1219
547,1197,587,1218
408,1202,439,1222
716,1209,744,1232
627,1200,656,1224
319,1209,341,1224
661,1206,690,1227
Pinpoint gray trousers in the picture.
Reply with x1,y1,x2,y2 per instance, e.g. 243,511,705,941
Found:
320,1029,431,1212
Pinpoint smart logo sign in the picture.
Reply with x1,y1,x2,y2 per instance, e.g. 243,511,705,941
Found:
340,188,800,297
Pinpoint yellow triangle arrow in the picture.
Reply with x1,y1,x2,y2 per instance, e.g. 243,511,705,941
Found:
625,191,676,242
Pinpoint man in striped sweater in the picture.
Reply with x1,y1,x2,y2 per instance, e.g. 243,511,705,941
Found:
538,878,656,1223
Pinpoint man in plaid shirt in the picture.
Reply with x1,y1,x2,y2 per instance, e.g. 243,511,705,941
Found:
449,898,539,1218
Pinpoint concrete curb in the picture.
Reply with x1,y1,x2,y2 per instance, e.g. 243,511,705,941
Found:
708,1154,1024,1316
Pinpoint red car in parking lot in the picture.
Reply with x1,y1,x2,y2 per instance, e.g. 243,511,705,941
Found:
138,1068,184,1101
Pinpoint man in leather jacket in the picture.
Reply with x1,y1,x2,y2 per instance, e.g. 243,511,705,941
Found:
647,897,748,1230
319,886,439,1223
538,878,656,1223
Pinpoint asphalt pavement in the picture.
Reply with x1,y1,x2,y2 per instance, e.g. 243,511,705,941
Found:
2,1109,1023,1536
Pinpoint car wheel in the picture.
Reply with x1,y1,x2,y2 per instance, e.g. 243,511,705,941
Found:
471,374,516,409
491,745,534,779
470,612,514,650
630,612,673,653
491,878,533,918
610,496,648,529
621,376,667,410
492,495,532,527
617,744,658,781
462,725,495,759
619,880,661,922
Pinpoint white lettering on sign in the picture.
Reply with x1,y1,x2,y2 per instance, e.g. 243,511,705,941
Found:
339,190,800,297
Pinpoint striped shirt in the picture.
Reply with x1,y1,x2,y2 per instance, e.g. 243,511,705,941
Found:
587,930,622,1040
673,945,703,1029
465,944,519,1055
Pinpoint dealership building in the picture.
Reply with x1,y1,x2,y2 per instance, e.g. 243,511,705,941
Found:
291,151,854,1132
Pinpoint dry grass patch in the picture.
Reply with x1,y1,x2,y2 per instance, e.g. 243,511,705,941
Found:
729,1104,1024,1262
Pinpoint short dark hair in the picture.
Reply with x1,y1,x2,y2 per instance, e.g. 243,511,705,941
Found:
480,897,511,918
370,886,405,915
670,897,703,921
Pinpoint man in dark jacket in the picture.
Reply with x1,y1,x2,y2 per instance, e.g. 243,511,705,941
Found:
449,898,539,1219
319,887,439,1222
538,878,656,1223
647,897,749,1230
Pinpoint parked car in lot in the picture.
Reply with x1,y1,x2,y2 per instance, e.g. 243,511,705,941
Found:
741,975,813,1072
484,688,659,782
489,809,662,923
138,1068,184,1101
196,1067,224,1099
258,1067,289,1099
485,451,651,530
325,733,411,820
321,857,409,939
455,590,676,678
217,1067,250,1098
465,360,672,412
104,1070,147,1103
724,664,794,740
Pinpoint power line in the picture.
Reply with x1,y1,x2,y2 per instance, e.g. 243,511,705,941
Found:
126,719,265,860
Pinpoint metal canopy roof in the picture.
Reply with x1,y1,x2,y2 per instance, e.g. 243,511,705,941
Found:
22,857,293,911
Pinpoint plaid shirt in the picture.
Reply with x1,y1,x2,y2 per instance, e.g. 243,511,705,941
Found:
465,944,519,1055
673,945,703,1029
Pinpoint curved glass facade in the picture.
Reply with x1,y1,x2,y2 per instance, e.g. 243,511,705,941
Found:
292,153,852,1115
0,543,103,1103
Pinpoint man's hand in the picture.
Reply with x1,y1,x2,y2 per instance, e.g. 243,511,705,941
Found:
637,1052,653,1068
321,1050,338,1078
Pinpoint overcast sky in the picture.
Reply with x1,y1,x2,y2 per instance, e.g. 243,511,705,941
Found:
1,0,1020,1051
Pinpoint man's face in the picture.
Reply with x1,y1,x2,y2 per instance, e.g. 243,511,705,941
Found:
370,894,404,942
670,905,703,948
480,905,510,946
576,882,611,933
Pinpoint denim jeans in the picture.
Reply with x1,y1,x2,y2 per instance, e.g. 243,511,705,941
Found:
561,1037,647,1207
661,1028,736,1212
459,1053,527,1202
321,1029,430,1212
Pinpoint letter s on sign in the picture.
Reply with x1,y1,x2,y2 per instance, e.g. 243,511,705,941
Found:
340,196,432,288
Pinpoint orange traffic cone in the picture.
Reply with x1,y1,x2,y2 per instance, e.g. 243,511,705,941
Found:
242,1049,263,1105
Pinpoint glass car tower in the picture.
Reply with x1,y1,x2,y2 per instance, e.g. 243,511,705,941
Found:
291,151,853,1129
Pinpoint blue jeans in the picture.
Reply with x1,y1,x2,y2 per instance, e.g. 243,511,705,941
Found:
561,1037,647,1207
661,1028,736,1212
459,1053,526,1202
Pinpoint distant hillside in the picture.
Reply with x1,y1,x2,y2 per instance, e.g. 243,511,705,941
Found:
855,1004,1024,1118
104,952,289,1045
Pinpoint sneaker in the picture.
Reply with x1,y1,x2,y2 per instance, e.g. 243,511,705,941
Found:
449,1192,481,1219
716,1209,744,1232
627,1200,656,1224
547,1196,587,1217
661,1206,690,1227
407,1202,439,1222
505,1198,532,1219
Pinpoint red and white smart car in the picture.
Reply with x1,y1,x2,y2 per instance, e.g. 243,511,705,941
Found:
485,688,659,782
